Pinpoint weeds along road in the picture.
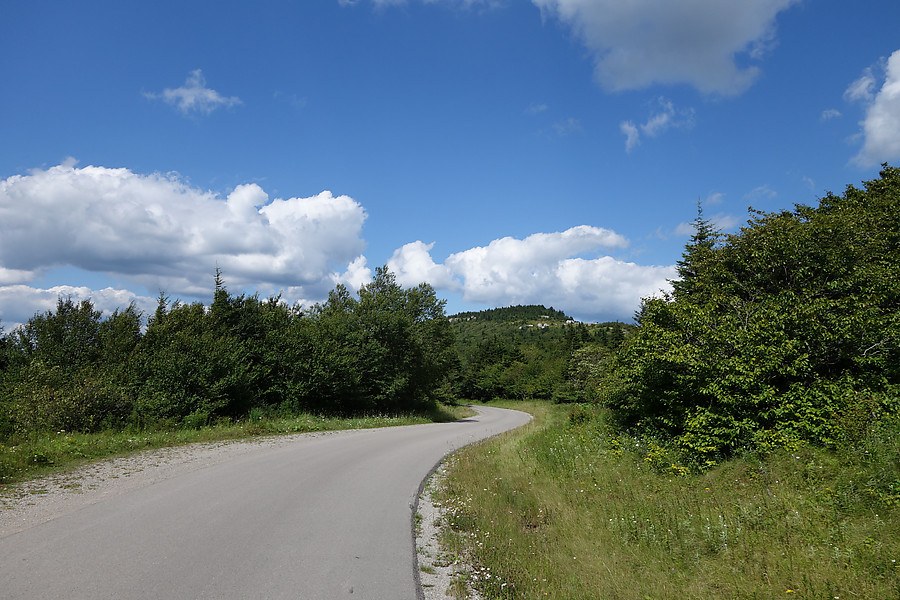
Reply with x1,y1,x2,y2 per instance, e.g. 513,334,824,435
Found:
0,405,530,600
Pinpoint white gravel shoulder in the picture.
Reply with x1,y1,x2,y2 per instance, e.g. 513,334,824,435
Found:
416,459,481,600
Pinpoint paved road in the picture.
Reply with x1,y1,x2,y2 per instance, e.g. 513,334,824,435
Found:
0,405,530,599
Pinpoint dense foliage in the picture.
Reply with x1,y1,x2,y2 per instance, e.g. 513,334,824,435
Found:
450,305,631,403
602,165,900,459
0,267,455,440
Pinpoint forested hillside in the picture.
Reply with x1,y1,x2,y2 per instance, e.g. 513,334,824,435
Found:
450,304,632,403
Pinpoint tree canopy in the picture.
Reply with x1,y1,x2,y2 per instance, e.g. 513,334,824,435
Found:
602,165,900,458
0,267,456,439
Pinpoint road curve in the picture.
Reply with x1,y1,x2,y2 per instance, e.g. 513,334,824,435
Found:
0,405,530,599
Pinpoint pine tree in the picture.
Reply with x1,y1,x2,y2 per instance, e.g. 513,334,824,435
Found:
671,199,721,300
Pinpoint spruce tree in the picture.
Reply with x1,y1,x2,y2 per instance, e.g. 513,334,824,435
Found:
671,199,721,300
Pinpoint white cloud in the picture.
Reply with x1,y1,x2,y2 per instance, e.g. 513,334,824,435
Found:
0,267,39,286
674,221,695,236
620,121,640,153
847,50,900,167
705,192,724,205
820,108,842,121
745,184,777,200
643,98,694,136
0,285,157,331
710,212,740,231
621,97,694,152
331,255,374,291
145,69,242,116
388,226,672,321
533,0,798,96
0,161,368,316
0,161,680,325
844,66,879,103
387,242,456,289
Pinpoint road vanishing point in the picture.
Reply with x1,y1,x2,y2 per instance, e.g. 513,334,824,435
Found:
0,405,530,599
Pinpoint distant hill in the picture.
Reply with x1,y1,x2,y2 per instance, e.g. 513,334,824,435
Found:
447,304,633,402
449,304,632,345
449,304,572,324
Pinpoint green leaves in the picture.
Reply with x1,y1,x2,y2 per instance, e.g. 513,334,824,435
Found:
609,165,900,458
309,266,455,413
0,267,456,439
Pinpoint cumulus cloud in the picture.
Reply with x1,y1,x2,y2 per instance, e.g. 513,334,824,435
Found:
846,50,900,167
821,108,842,121
387,242,456,290
331,255,374,291
621,97,694,152
0,285,158,331
388,226,673,321
0,161,368,319
145,69,242,116
533,0,798,96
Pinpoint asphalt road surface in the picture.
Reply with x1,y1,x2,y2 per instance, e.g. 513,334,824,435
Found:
0,405,530,599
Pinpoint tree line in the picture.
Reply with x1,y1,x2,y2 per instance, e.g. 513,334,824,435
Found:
0,267,455,440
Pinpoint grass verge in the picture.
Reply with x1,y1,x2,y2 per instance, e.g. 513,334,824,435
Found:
437,401,900,599
0,402,472,487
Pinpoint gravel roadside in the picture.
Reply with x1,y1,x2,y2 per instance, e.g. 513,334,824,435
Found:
416,458,480,600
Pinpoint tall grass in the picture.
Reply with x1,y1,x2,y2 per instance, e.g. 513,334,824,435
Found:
0,403,470,486
438,401,900,599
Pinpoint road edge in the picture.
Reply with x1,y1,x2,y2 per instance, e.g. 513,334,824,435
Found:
411,405,533,600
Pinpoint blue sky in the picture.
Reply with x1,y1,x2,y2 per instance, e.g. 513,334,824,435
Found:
1,0,899,326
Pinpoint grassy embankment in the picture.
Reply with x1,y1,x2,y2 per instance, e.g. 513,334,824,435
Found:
438,401,900,599
0,403,471,486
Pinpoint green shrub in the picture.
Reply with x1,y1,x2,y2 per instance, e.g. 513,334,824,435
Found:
606,165,900,457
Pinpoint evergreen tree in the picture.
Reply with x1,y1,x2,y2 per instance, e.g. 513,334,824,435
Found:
671,199,721,301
